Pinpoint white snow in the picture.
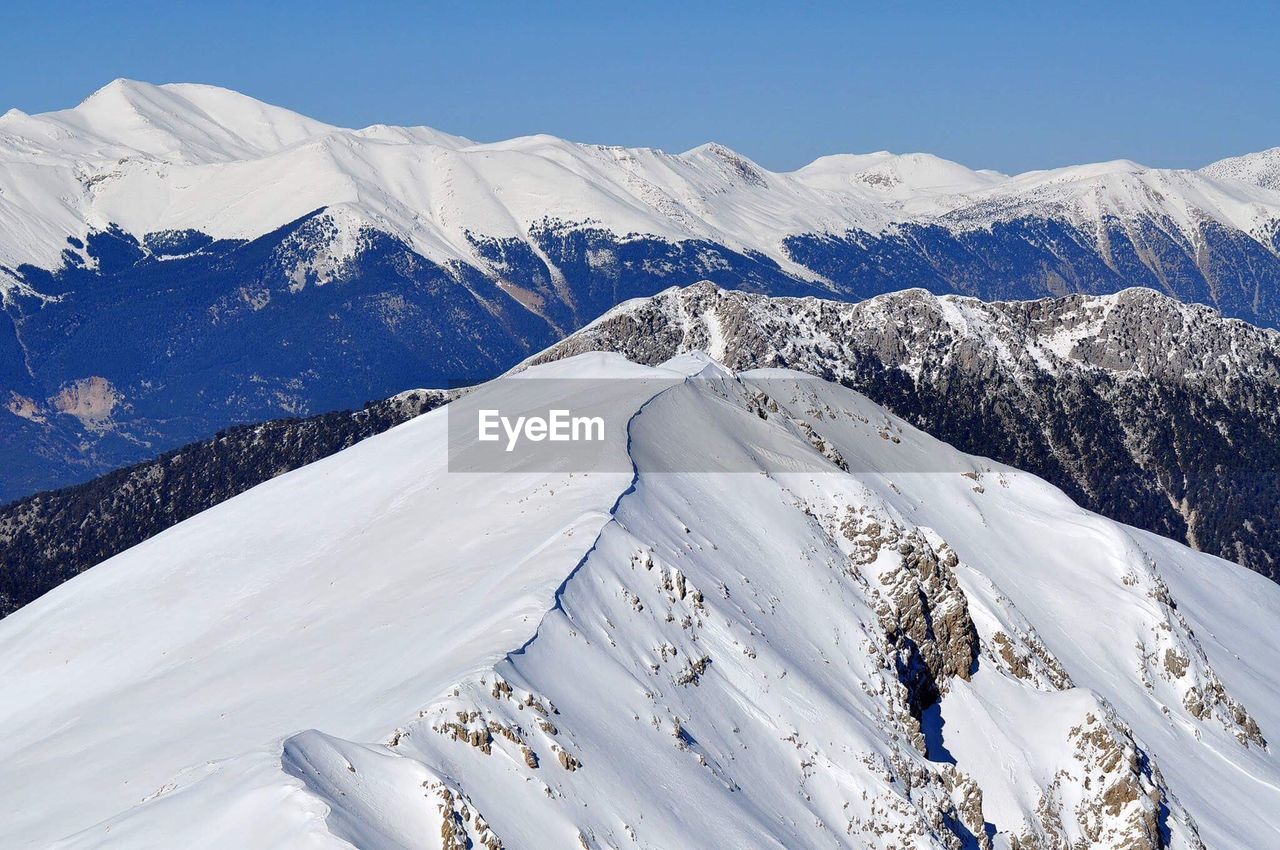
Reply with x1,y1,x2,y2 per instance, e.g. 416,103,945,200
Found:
3,80,1279,281
1201,146,1280,192
0,351,1277,848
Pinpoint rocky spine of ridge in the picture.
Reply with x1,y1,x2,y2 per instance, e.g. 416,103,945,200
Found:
531,282,1280,579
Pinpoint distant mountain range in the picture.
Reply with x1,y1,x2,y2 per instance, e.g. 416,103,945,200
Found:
3,80,1280,500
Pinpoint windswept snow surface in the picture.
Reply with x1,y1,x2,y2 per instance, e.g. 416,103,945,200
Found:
1,352,1278,848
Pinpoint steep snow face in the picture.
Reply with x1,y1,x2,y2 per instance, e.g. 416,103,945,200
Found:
1,352,1277,849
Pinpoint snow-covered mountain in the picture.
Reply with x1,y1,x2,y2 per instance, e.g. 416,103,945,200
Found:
1201,147,1280,192
1,351,1276,849
2,81,1278,279
6,283,1280,624
531,282,1280,579
4,79,1280,501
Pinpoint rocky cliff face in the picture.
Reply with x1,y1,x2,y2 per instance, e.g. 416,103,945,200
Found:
532,283,1280,579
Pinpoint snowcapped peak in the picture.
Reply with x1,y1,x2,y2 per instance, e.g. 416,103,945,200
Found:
77,76,155,103
792,150,1006,198
350,123,473,149
1201,146,1280,191
1063,157,1147,176
22,78,338,164
485,131,577,153
679,141,745,159
676,141,771,185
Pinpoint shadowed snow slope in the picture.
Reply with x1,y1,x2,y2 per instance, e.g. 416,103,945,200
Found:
0,352,1278,849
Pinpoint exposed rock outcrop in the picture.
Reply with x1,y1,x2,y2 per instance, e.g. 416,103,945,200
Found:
532,282,1280,580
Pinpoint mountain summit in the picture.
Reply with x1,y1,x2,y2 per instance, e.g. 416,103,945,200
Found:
2,79,338,164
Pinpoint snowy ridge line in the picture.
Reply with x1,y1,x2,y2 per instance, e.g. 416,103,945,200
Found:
3,352,1279,848
367,362,1236,848
507,383,670,660
2,79,1279,274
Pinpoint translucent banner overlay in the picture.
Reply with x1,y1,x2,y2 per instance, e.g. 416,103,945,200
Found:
446,375,977,475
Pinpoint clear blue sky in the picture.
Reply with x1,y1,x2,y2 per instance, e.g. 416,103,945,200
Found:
4,0,1276,174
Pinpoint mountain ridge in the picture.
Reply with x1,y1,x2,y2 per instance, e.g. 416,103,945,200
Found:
5,283,1279,625
3,79,1278,274
531,282,1280,576
4,80,1280,502
1,351,1277,848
